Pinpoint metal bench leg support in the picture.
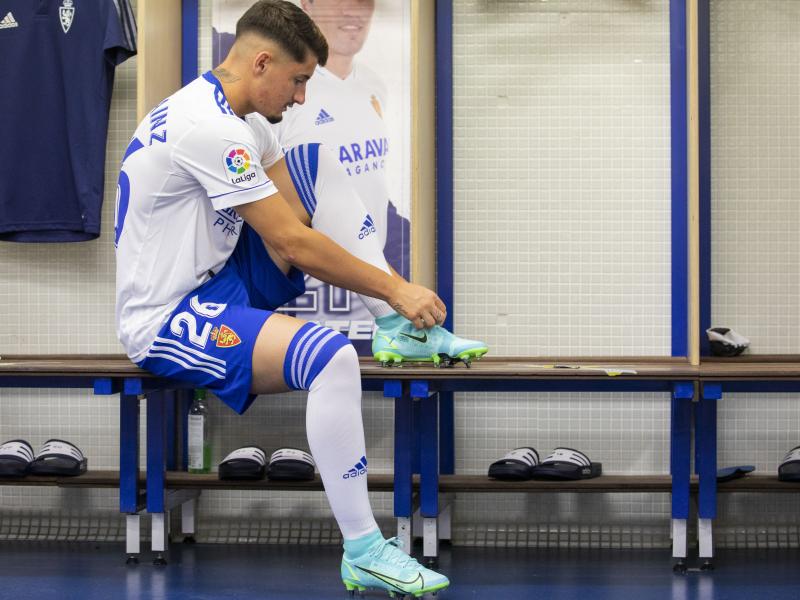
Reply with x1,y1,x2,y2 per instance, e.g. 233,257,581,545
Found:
389,381,413,552
182,498,197,543
147,390,168,565
438,390,454,545
697,383,720,568
119,391,141,564
416,382,440,566
671,382,693,572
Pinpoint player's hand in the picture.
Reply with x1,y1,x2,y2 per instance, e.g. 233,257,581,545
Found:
389,281,447,330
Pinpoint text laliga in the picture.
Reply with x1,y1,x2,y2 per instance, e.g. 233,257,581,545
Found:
230,171,257,184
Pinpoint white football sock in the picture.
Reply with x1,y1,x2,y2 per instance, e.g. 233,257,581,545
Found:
283,323,379,539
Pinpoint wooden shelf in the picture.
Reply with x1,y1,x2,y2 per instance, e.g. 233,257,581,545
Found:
2,471,797,494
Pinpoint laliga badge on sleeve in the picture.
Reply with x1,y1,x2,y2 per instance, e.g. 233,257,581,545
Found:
222,144,260,186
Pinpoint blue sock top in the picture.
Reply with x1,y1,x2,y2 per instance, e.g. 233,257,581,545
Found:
343,528,383,559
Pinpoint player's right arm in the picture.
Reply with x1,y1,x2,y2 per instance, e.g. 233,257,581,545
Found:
173,116,444,327
235,194,444,327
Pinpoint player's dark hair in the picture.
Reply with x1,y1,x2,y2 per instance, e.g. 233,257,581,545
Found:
236,0,328,66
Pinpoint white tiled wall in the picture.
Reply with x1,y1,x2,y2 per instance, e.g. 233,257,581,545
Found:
710,0,800,352
1,0,799,547
709,0,800,544
453,0,672,356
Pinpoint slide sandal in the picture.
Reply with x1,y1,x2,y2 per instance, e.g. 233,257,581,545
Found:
488,447,539,481
532,447,602,480
29,439,87,476
219,446,267,480
717,465,755,482
267,448,316,481
779,446,800,482
0,440,34,477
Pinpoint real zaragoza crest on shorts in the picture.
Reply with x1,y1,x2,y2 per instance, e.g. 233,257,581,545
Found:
60,0,75,34
210,324,241,348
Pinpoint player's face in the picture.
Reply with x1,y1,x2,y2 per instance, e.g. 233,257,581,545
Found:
252,52,317,123
304,0,375,58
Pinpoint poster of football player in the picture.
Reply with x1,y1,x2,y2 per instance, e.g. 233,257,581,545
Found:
212,0,412,355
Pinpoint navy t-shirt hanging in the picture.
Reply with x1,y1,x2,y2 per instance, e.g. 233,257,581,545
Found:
0,0,137,242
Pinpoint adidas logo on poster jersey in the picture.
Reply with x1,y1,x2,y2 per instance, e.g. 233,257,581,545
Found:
358,214,376,239
0,12,19,28
315,108,334,125
342,456,368,479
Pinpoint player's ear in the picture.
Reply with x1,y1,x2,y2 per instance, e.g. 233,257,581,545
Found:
253,50,273,75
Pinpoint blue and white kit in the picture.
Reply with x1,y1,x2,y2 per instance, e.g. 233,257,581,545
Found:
115,71,303,411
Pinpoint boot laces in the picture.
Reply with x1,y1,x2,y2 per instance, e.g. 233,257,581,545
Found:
369,537,420,570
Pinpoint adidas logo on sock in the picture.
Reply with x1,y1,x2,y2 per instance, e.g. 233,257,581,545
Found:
358,214,376,239
342,456,368,479
315,108,334,125
0,12,19,29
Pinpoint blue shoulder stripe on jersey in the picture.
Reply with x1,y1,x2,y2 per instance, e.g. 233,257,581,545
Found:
285,149,314,217
202,71,234,115
306,143,320,187
285,144,320,218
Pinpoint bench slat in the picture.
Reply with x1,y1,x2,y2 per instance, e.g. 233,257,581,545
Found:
1,471,797,493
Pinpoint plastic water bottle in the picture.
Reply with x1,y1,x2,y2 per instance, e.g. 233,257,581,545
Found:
188,389,211,474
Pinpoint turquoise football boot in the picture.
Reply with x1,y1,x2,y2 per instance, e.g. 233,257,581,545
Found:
373,313,488,367
341,536,449,598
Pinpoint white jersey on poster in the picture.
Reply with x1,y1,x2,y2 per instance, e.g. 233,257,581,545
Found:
271,64,391,244
267,64,394,346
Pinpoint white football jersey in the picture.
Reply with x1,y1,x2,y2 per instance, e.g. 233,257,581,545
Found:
115,72,282,362
270,64,390,244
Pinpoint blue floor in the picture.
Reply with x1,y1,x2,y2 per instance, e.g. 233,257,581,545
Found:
0,541,798,600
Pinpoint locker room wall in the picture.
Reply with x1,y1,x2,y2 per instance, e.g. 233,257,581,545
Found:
708,0,800,546
0,0,799,547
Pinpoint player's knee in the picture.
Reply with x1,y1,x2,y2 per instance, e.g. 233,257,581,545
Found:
282,323,355,391
320,342,360,382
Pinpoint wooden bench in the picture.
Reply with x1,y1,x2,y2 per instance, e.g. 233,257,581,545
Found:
3,354,799,568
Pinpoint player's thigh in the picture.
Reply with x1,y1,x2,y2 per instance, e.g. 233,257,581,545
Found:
250,312,312,394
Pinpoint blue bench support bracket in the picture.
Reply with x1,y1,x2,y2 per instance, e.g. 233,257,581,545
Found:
178,389,193,471
119,391,141,515
119,380,144,564
146,391,167,515
670,381,694,561
439,391,455,475
414,380,441,561
414,382,438,517
697,382,720,560
147,390,170,560
165,390,178,471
